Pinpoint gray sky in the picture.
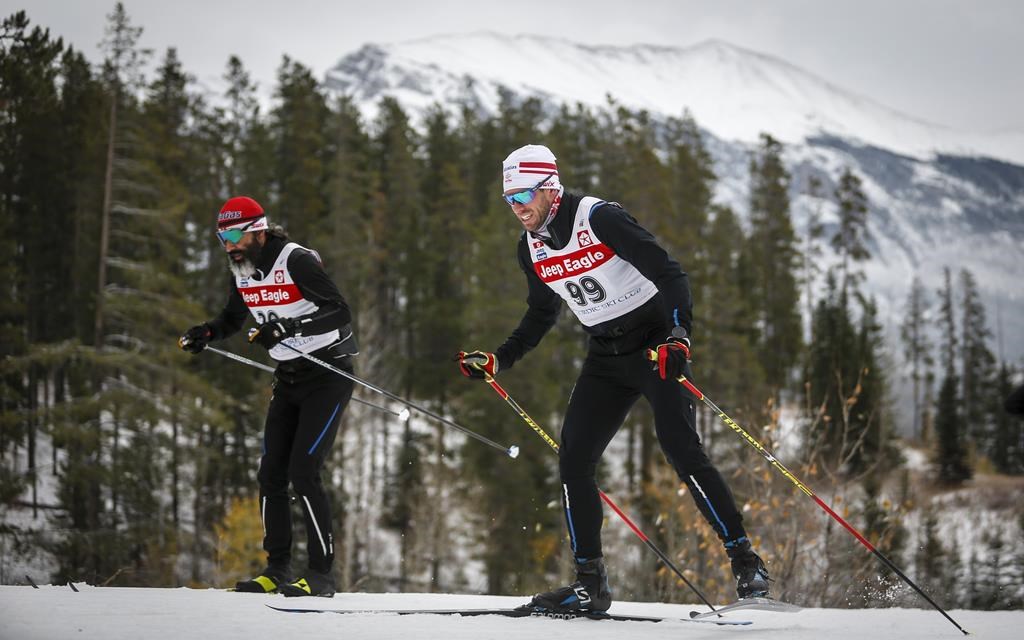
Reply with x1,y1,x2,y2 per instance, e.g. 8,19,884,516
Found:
9,0,1023,132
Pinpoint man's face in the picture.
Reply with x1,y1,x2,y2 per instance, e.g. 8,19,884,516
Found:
223,231,264,277
506,187,557,233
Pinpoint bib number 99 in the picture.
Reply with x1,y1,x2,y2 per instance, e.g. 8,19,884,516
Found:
565,276,606,306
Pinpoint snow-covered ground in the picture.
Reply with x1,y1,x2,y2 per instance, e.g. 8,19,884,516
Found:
0,584,1018,640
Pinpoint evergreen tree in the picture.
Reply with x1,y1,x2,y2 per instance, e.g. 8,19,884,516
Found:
831,167,870,297
934,268,971,485
0,10,66,523
744,133,802,394
958,268,996,453
803,272,860,472
900,277,934,440
698,205,768,454
990,364,1023,474
799,173,827,335
914,506,952,606
380,421,428,590
271,56,329,240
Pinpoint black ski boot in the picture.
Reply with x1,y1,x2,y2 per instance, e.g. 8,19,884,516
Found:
234,565,291,594
278,569,336,598
727,539,771,599
520,557,612,613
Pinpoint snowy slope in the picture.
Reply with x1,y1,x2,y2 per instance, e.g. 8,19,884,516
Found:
326,33,1024,164
2,585,1020,640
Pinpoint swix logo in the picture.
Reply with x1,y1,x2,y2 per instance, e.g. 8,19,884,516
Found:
577,230,593,247
274,270,285,284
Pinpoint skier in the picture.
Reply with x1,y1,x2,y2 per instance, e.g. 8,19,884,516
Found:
178,196,357,597
456,145,770,613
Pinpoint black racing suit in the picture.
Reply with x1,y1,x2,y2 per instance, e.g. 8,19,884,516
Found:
495,192,748,562
207,234,355,575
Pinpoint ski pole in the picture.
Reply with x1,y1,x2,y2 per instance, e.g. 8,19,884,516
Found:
204,345,410,421
481,373,720,614
270,340,519,458
645,350,969,635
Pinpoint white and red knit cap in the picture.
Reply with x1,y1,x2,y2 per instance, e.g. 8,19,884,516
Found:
501,144,560,193
217,196,269,231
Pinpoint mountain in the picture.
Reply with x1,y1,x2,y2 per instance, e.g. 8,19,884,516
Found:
323,33,1024,377
325,33,1024,164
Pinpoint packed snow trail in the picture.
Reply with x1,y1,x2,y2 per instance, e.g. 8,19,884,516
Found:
2,584,1022,640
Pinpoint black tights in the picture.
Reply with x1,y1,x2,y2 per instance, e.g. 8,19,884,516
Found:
558,339,746,561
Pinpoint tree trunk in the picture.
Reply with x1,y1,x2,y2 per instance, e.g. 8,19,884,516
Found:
95,95,116,348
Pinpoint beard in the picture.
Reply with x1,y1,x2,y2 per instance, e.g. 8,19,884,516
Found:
226,239,263,278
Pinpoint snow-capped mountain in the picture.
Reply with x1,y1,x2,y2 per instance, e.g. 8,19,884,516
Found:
324,32,1024,377
326,33,1024,164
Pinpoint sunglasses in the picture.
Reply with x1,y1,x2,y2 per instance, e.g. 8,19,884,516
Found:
503,172,555,206
216,220,259,245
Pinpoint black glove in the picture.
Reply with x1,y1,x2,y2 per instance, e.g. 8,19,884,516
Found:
178,324,212,354
455,350,499,379
249,318,299,350
654,331,691,380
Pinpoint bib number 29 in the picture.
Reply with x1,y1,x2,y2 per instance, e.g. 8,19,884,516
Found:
565,276,606,306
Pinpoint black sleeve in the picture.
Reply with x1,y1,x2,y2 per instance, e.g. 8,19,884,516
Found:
590,204,693,335
494,235,562,371
207,278,250,341
288,249,353,336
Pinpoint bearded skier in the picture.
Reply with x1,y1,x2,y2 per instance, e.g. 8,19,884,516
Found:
179,196,357,597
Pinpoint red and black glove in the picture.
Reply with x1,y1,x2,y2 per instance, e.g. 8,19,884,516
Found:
178,323,212,354
654,329,691,380
456,350,499,379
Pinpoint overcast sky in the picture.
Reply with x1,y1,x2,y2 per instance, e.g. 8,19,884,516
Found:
8,0,1023,132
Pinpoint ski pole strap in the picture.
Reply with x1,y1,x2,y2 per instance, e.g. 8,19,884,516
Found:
277,342,519,458
204,346,407,420
643,349,969,635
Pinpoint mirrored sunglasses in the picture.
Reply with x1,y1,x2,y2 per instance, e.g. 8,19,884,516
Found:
216,220,259,245
503,172,555,206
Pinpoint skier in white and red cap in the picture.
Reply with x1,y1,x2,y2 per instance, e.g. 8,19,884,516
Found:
179,196,357,597
457,144,770,613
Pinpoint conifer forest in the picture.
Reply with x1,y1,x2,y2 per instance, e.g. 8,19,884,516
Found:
1,6,1022,610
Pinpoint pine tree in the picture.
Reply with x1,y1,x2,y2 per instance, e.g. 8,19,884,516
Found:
958,269,996,454
900,277,934,440
699,205,768,453
0,9,67,522
380,421,428,590
914,506,951,606
271,56,329,240
934,269,971,485
831,167,870,298
799,173,827,337
745,133,802,394
990,363,1023,473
